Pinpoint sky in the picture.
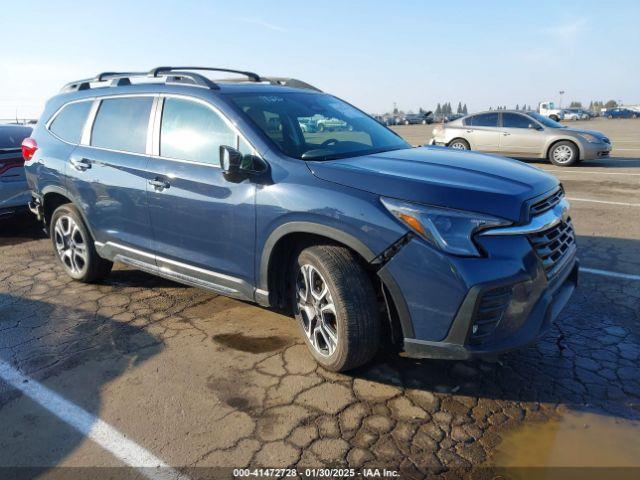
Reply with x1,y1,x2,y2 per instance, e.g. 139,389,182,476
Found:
1,0,639,119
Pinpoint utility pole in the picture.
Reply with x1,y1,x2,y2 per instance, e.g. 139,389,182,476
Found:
559,90,565,109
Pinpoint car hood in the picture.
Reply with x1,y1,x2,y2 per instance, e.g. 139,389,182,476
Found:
560,127,609,141
307,147,559,222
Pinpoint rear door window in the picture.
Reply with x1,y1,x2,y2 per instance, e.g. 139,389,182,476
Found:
159,97,237,165
468,113,498,127
91,97,153,154
502,113,531,129
49,101,92,144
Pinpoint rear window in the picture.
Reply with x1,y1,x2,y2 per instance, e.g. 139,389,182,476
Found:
49,101,92,144
91,97,153,154
0,126,32,149
465,113,498,127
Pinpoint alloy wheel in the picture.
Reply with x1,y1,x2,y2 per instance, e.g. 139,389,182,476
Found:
552,145,574,164
295,264,338,357
450,142,467,150
53,215,88,275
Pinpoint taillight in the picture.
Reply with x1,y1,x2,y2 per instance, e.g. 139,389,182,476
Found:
21,137,38,162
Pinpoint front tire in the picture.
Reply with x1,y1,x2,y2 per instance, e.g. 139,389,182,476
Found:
292,245,380,372
50,204,112,282
548,141,579,166
449,138,470,150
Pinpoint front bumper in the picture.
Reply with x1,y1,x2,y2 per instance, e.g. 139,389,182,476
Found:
580,141,612,160
378,232,578,360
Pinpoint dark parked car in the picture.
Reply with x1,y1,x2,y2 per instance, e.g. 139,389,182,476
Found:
605,108,639,119
1,124,33,218
400,112,433,125
24,66,577,371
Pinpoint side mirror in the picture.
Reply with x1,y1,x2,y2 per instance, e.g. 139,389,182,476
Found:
220,145,243,174
528,123,542,130
220,145,269,178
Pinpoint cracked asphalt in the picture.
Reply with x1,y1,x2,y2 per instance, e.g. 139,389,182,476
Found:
0,119,638,479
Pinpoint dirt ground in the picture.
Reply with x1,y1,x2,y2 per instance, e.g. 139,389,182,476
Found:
0,119,639,479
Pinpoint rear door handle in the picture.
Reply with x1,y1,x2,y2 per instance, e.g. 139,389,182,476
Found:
149,178,170,191
502,132,511,136
466,129,474,133
70,157,92,171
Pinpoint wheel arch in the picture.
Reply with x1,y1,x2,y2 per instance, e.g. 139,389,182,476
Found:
447,137,471,149
41,186,94,238
546,138,581,162
258,222,410,348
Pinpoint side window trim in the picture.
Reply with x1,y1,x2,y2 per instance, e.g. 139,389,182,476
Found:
45,99,95,145
151,93,261,168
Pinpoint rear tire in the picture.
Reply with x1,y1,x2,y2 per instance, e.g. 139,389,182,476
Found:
50,204,112,282
292,245,380,372
449,138,470,150
548,141,579,167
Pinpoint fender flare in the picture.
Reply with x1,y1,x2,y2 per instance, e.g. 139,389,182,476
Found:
258,221,377,291
40,185,96,238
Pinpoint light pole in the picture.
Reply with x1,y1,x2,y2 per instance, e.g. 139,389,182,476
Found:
559,90,565,109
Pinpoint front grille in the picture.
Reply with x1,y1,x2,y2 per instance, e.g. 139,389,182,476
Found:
528,218,575,278
529,188,564,217
469,286,513,344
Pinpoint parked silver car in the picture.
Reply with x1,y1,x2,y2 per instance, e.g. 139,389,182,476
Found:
429,110,612,166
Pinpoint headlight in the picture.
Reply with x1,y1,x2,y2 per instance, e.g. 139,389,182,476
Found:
381,198,511,257
577,133,600,143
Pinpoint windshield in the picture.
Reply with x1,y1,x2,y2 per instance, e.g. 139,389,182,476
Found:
525,112,564,128
226,92,410,160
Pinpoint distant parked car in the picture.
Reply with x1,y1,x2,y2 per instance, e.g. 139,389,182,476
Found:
605,108,639,119
563,109,589,121
1,124,33,218
430,110,611,166
400,112,433,125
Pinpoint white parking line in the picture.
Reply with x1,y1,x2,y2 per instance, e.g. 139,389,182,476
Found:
566,197,640,207
0,360,185,480
542,170,640,176
581,267,640,282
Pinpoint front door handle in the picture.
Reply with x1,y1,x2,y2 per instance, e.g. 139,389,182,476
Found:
70,157,92,171
502,132,511,136
149,178,170,191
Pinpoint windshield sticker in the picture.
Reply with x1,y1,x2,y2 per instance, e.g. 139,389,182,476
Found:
259,96,284,103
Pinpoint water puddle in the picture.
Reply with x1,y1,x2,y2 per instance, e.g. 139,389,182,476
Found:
212,332,291,353
489,409,640,478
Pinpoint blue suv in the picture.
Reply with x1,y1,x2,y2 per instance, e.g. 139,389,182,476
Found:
24,67,578,371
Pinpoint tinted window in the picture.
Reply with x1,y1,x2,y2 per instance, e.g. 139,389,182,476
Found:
228,92,409,160
467,113,498,127
502,113,532,129
0,126,32,148
91,97,153,154
49,101,92,144
160,98,236,164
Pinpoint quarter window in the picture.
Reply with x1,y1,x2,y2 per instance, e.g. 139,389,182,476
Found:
91,97,153,154
502,113,532,129
160,97,236,164
49,101,92,144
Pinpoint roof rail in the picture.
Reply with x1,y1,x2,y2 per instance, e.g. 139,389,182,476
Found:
263,77,322,92
59,67,321,93
149,66,262,82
